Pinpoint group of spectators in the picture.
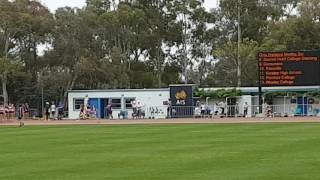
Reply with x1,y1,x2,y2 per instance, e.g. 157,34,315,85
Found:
78,96,113,120
131,100,144,119
79,103,98,120
196,101,250,118
44,101,63,120
197,101,228,117
0,103,30,122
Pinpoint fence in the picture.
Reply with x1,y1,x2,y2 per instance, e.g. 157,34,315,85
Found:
144,104,320,119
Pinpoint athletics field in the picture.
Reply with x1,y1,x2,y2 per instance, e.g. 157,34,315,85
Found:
1,123,320,179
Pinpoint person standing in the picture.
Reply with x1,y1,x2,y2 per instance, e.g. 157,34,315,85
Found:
243,102,249,117
18,104,24,120
24,103,29,119
50,102,56,120
167,99,172,118
131,100,137,118
106,101,113,119
219,101,226,116
200,103,206,117
45,102,50,120
136,100,142,118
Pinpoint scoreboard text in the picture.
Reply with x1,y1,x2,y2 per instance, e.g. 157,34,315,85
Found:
258,51,320,86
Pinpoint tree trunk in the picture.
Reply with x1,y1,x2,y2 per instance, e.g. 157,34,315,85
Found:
1,72,8,105
1,32,10,105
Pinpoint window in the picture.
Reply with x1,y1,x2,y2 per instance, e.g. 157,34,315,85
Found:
74,98,84,110
111,98,121,109
125,98,136,109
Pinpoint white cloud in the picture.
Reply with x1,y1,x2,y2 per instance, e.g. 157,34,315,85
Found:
39,0,86,12
40,0,218,12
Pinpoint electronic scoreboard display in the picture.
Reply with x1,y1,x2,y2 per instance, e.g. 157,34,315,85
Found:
258,51,320,86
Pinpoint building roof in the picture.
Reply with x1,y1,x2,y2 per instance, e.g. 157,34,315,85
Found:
169,84,197,87
68,88,170,93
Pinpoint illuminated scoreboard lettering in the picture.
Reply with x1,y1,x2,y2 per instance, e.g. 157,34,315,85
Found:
258,51,320,86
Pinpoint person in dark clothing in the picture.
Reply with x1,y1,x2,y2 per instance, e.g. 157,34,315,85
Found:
106,102,113,119
18,104,24,120
45,102,50,120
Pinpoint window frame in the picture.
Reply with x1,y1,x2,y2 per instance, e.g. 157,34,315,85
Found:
74,98,84,111
111,98,121,109
125,97,136,109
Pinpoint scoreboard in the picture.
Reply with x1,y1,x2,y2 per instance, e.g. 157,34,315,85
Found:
258,51,320,86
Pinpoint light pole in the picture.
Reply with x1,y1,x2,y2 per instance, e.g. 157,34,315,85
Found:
237,0,242,87
41,83,44,118
37,71,44,118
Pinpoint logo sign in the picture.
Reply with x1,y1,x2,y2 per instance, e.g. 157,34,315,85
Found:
170,85,193,106
258,51,320,86
175,90,187,105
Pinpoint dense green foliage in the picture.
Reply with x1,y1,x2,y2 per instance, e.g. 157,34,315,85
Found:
1,124,320,179
264,91,320,99
194,88,241,98
1,0,319,108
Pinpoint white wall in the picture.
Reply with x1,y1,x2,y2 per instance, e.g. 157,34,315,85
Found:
68,89,170,119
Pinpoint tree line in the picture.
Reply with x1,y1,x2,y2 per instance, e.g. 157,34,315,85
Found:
1,0,319,108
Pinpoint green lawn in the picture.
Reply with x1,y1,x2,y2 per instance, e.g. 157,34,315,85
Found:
1,123,320,180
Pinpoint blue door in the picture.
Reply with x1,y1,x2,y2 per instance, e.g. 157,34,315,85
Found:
100,99,107,118
88,98,101,118
297,97,308,116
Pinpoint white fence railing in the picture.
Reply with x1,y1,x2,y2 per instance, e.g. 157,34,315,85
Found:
141,104,320,119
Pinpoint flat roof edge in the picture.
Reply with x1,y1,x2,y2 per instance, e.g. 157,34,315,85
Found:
68,88,170,93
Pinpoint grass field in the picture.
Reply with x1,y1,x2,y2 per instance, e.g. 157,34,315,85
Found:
1,123,320,180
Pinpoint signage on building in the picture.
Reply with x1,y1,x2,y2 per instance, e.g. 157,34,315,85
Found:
170,85,193,106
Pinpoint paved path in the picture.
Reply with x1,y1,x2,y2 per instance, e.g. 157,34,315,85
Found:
1,117,320,126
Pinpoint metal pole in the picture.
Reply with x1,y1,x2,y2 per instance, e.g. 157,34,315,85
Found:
237,0,242,87
302,95,305,116
284,96,286,116
258,86,262,114
41,86,44,117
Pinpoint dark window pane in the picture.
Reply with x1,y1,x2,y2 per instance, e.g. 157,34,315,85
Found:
125,98,136,109
74,99,84,110
111,99,121,109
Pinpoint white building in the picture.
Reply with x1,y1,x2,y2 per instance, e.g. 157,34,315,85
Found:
68,89,170,119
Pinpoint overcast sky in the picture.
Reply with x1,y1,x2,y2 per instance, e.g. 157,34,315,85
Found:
39,0,218,12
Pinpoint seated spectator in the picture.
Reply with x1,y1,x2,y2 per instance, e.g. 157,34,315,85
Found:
89,106,97,119
79,104,87,120
266,105,273,117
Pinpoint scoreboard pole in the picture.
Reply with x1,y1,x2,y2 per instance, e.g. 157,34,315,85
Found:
258,85,262,114
258,52,263,114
